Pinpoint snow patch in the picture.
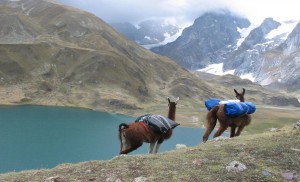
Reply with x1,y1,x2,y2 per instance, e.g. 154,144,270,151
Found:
260,76,274,86
144,36,151,40
197,63,235,76
266,21,298,40
142,26,184,49
240,73,255,82
25,7,34,16
236,24,257,48
134,24,141,29
198,63,258,83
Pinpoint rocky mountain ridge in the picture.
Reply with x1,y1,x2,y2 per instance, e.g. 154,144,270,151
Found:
150,12,300,91
111,19,181,49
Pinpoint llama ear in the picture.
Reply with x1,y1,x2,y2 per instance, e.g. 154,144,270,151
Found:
242,88,245,95
167,97,171,103
234,89,238,95
175,97,179,104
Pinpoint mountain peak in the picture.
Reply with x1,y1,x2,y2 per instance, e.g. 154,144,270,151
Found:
283,21,300,53
151,12,250,69
239,17,281,49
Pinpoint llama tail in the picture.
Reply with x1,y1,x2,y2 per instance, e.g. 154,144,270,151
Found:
206,105,219,126
203,105,219,142
119,123,129,131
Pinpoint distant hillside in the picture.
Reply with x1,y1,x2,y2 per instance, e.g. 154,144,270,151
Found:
0,0,227,112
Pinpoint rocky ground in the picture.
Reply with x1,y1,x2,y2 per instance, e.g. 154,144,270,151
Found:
0,85,26,104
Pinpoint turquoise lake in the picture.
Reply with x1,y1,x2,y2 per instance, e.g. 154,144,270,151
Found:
0,105,220,173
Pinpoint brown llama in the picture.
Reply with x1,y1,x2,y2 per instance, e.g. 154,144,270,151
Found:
118,97,179,154
203,88,251,142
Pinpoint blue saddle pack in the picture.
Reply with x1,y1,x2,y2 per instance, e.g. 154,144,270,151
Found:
224,102,256,116
205,98,256,116
205,98,221,111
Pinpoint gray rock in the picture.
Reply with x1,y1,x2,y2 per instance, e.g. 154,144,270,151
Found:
226,160,247,172
134,176,148,182
281,172,296,180
176,144,187,149
293,120,300,130
192,159,203,166
262,170,272,177
270,128,279,132
45,176,63,182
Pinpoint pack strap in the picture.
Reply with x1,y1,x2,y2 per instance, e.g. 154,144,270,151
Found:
139,122,151,133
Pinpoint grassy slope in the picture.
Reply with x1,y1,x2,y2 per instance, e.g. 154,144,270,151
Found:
0,125,299,182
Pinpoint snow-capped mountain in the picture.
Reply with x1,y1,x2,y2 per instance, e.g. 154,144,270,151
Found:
111,19,182,49
151,12,251,69
150,12,300,91
223,18,300,90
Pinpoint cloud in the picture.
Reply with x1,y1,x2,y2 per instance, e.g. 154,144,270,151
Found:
58,0,300,26
225,0,300,24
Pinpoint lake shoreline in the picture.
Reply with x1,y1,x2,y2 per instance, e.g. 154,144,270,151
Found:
1,101,300,128
0,101,206,128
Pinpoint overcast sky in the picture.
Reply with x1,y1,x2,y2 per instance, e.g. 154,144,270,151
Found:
58,0,300,26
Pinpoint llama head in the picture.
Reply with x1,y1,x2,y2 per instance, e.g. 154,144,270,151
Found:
167,97,179,121
167,97,179,106
234,88,245,102
118,124,130,154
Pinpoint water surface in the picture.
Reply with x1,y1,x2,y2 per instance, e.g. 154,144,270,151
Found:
0,105,220,173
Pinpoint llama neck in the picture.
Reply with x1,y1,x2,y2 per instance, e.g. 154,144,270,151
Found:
239,98,245,102
168,106,176,121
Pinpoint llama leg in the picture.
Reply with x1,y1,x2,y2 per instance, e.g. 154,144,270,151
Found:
154,144,161,154
230,126,236,137
235,126,245,136
154,138,164,153
154,143,161,154
149,142,156,154
213,124,228,138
